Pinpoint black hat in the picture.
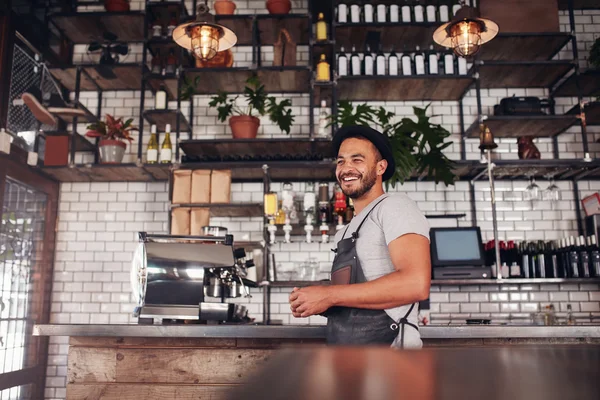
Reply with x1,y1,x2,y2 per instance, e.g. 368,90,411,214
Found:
332,125,396,181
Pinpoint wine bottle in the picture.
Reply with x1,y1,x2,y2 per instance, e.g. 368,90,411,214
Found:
363,45,374,75
363,3,374,23
579,235,591,278
414,46,425,75
458,56,468,75
165,48,176,75
401,50,412,76
428,45,439,75
317,100,329,138
338,47,348,77
426,4,436,22
167,12,177,37
568,236,580,278
350,2,360,23
147,125,158,164
155,84,167,109
508,241,521,278
375,45,386,75
439,4,450,22
337,3,348,23
560,238,569,278
589,235,600,277
316,53,331,82
151,49,162,74
316,12,328,41
529,242,538,278
521,242,530,278
160,123,173,164
388,47,399,76
152,18,162,38
350,46,361,75
414,3,424,22
390,4,399,22
537,241,547,278
376,4,387,23
549,241,559,278
401,1,411,22
444,52,455,75
452,1,462,16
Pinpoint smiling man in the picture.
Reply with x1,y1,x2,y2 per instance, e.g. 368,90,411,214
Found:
289,125,432,349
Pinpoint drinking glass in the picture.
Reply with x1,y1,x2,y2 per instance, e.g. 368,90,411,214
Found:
524,178,540,201
543,178,560,202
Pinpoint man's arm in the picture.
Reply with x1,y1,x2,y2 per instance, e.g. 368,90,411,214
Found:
290,233,431,317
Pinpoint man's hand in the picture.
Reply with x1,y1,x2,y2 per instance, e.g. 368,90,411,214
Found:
289,286,333,318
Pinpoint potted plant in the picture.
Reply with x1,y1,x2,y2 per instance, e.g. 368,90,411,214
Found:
86,114,136,164
266,0,291,14
209,76,294,139
104,0,130,12
214,0,237,15
330,101,456,187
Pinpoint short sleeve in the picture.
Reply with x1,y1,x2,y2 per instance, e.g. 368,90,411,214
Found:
376,194,430,245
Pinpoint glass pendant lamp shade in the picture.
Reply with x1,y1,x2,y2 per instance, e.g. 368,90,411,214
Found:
433,4,498,57
172,1,237,61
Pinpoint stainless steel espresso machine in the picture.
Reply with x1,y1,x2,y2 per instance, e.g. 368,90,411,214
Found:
130,232,255,324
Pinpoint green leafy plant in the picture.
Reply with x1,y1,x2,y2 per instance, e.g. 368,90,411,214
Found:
180,75,201,101
86,114,137,142
208,76,295,134
590,37,600,69
330,101,455,187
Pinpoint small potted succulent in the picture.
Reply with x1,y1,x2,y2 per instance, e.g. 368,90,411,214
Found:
209,76,294,139
86,114,136,164
104,0,130,12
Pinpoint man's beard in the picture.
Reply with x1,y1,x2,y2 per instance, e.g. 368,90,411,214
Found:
338,168,377,199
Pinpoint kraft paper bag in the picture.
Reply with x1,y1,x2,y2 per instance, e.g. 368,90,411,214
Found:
190,208,210,235
191,170,211,203
171,208,191,235
210,170,232,203
172,170,192,204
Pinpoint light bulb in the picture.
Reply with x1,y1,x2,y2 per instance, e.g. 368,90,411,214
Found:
449,20,481,57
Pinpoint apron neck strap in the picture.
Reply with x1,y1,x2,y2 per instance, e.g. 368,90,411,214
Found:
351,196,388,239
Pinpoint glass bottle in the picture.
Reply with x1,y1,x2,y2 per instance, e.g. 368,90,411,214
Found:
375,45,386,75
317,100,330,138
152,18,162,38
439,4,450,22
155,84,167,109
316,54,331,82
363,45,374,75
147,124,158,164
167,12,177,37
275,200,286,225
363,3,374,23
590,235,600,277
350,46,361,76
376,4,386,23
426,4,436,22
458,56,468,75
414,3,424,22
165,48,176,75
390,4,399,22
428,45,439,75
338,46,348,77
414,46,425,75
159,123,172,164
444,52,455,75
350,2,361,23
337,2,348,23
151,50,162,74
401,1,411,22
401,50,412,76
316,12,328,41
388,47,399,76
333,184,347,229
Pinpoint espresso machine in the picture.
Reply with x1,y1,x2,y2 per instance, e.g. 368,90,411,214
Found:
131,232,254,324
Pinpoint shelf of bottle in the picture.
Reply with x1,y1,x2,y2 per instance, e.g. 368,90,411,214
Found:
50,11,145,44
465,114,579,139
38,163,172,182
49,64,147,92
268,278,600,288
147,73,179,101
144,109,191,132
213,14,311,46
469,159,600,182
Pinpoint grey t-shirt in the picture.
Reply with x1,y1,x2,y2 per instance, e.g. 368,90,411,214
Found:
333,193,430,349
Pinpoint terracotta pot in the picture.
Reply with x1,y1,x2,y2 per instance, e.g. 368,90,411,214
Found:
266,0,291,14
229,115,260,139
99,139,127,164
214,0,237,15
104,0,130,12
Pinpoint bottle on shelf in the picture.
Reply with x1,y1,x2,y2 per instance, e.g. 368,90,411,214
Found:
316,54,331,82
350,2,361,23
590,235,600,277
578,235,591,278
375,45,386,75
338,47,348,77
414,2,424,22
155,84,167,109
363,3,374,23
508,241,521,278
426,4,436,22
439,3,450,22
549,240,560,278
444,52,455,75
566,304,575,325
520,242,530,278
559,238,569,278
167,12,177,37
388,47,399,76
345,197,354,223
401,49,412,76
568,236,580,278
350,46,361,76
427,45,439,75
363,45,374,75
317,100,330,138
275,200,286,225
165,48,177,75
318,182,330,243
414,46,425,75
147,125,159,164
452,1,462,17
151,19,163,38
303,182,316,243
376,4,387,23
316,12,328,42
458,56,468,75
389,4,399,22
537,240,547,278
337,2,348,23
333,184,347,230
160,123,172,164
401,1,411,23
151,50,162,74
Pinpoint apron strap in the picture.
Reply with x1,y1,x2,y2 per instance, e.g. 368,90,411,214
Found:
348,195,389,239
390,303,419,349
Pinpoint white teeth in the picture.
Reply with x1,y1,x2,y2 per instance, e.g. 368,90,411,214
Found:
343,177,358,182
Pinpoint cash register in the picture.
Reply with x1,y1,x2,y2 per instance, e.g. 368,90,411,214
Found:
430,227,492,279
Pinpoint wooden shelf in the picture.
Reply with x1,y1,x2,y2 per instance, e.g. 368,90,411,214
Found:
336,75,474,101
466,115,578,139
256,14,310,45
215,15,254,46
478,61,574,88
184,67,311,95
478,33,571,61
144,109,190,132
40,131,95,152
558,0,600,9
567,102,600,126
179,139,334,162
147,38,195,68
50,64,147,91
146,1,189,23
553,69,600,97
171,203,263,218
49,12,145,44
335,22,439,52
39,163,171,182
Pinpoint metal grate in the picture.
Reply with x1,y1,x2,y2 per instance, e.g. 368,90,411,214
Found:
0,178,47,400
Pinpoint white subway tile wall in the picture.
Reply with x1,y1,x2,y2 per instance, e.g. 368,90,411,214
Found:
43,3,600,399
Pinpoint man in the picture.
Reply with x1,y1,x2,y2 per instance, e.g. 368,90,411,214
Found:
289,125,431,349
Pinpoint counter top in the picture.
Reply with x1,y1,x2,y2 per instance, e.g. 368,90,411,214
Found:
33,323,600,339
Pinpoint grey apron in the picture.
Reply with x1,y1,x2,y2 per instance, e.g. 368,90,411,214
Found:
326,197,418,347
